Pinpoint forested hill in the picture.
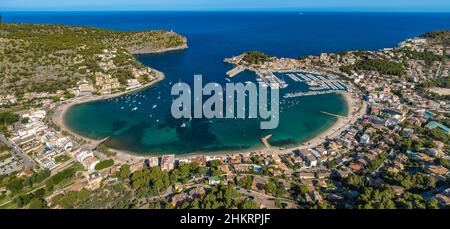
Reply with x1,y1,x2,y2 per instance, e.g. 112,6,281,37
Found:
0,23,187,100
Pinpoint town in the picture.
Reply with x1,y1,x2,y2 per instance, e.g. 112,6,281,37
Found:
0,29,449,209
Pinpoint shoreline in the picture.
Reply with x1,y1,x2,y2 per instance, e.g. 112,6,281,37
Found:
50,43,188,147
51,42,364,163
54,87,362,163
170,91,363,160
130,43,188,55
51,71,165,148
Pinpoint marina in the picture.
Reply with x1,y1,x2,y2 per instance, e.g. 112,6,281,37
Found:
276,71,349,95
284,90,344,99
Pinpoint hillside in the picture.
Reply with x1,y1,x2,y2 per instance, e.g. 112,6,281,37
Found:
0,23,187,103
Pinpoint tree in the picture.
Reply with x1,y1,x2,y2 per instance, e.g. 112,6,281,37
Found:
265,181,277,195
426,199,440,209
6,178,24,193
395,192,426,209
238,176,253,189
344,173,365,189
0,111,19,126
94,159,114,171
29,198,48,209
240,199,260,209
356,186,396,209
118,164,131,180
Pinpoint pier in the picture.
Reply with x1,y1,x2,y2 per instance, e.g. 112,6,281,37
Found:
260,134,273,148
226,66,245,77
88,136,110,150
320,111,347,119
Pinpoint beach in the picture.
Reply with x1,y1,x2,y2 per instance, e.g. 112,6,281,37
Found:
53,77,362,162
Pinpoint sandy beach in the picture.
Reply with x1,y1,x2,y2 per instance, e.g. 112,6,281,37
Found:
51,71,165,163
52,66,364,163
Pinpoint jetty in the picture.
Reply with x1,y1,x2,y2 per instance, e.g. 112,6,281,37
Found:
260,134,273,148
88,136,110,150
320,111,347,119
226,66,245,77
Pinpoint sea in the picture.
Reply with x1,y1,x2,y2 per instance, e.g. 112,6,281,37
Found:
4,11,450,154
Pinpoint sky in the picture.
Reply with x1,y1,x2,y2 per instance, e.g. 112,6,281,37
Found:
1,0,450,12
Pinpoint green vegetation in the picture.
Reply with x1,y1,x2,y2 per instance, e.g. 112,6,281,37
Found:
46,165,82,189
130,166,170,196
264,178,287,197
53,154,71,163
94,159,114,171
170,162,207,183
238,175,254,189
356,185,396,209
14,188,48,209
355,185,436,209
403,50,445,65
0,111,19,133
340,58,406,76
5,169,51,193
97,144,116,157
421,30,450,41
364,152,387,173
382,171,436,193
178,185,259,209
419,77,450,89
118,164,131,180
51,189,90,209
0,23,186,101
242,51,272,65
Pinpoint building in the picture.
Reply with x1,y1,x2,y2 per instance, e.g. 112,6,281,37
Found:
87,172,103,190
295,149,318,167
161,155,175,171
145,157,159,167
76,151,100,171
359,134,371,145
78,83,94,93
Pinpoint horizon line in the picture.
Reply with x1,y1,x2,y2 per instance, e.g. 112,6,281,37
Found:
2,8,450,13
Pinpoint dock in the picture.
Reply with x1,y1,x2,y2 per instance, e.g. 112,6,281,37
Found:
260,134,273,148
88,136,110,150
320,111,347,119
226,66,245,77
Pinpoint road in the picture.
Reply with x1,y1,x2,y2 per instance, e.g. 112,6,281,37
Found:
0,133,35,168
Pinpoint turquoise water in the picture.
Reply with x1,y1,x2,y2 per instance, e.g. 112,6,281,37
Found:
6,12,450,154
64,70,348,154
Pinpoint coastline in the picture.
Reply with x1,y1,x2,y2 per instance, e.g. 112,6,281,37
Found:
51,40,364,163
55,89,362,164
175,91,365,160
51,71,165,148
130,43,188,55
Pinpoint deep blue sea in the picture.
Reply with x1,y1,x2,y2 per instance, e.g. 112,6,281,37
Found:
4,12,450,154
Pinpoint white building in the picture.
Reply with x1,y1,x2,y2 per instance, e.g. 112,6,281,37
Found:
360,134,371,145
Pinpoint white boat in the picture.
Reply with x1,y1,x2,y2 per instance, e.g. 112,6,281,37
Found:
152,104,157,109
132,107,138,111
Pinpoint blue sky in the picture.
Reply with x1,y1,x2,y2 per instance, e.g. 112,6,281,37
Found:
1,0,450,12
